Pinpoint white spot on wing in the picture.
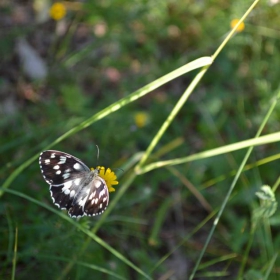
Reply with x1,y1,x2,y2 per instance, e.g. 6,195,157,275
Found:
63,173,70,179
56,170,61,175
51,153,56,158
74,178,81,186
58,156,67,164
70,190,75,197
62,181,72,191
78,196,87,206
94,180,102,188
64,189,70,195
53,165,60,170
99,189,106,198
73,163,83,170
45,159,50,164
89,191,96,200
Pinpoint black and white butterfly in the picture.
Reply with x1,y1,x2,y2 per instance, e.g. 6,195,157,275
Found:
39,150,109,218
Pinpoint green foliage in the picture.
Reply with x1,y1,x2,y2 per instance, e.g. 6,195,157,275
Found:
1,0,280,279
255,185,277,220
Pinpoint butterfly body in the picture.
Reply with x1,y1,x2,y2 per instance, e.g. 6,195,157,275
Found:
39,150,109,218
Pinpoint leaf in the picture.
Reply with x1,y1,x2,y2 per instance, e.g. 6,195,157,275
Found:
254,185,278,222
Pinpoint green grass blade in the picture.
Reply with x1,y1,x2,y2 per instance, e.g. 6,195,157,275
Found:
0,187,152,280
148,198,172,246
92,172,136,233
137,131,280,175
11,227,18,280
34,254,127,279
189,84,279,280
1,57,212,196
136,66,209,171
263,253,278,280
149,210,217,273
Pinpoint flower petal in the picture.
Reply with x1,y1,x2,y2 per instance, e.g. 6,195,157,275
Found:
96,166,118,192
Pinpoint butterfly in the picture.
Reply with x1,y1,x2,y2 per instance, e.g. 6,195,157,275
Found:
39,150,109,218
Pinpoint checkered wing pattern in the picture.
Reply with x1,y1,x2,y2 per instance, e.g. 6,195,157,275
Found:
39,150,109,218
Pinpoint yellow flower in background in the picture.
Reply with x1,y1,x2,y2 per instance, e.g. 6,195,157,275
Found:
134,111,149,128
49,2,66,21
230,19,245,32
94,166,119,192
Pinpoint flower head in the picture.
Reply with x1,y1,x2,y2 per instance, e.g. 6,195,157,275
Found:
134,111,149,128
49,2,66,21
230,19,245,32
92,166,118,192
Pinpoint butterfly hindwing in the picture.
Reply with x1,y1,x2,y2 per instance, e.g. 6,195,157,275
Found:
83,177,109,216
66,176,108,218
50,180,80,210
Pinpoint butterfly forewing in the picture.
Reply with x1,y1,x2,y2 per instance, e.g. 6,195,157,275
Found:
39,150,110,218
39,150,90,185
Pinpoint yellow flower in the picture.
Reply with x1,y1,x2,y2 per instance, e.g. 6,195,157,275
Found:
93,166,118,192
230,19,245,32
49,2,66,21
134,111,149,128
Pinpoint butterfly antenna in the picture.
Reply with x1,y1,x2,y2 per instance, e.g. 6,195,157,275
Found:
96,145,99,166
114,167,124,173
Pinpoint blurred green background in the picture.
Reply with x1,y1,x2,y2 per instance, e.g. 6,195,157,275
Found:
1,0,280,279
